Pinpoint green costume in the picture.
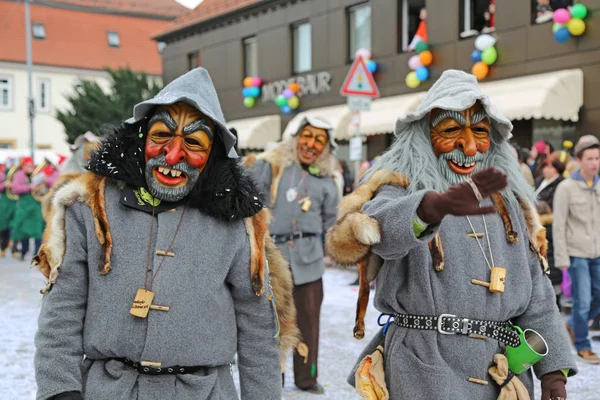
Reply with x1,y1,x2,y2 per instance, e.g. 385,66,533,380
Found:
0,176,17,232
11,193,44,241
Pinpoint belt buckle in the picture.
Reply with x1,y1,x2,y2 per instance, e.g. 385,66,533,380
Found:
437,314,457,335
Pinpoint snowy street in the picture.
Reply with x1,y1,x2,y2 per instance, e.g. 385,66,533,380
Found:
1,256,599,400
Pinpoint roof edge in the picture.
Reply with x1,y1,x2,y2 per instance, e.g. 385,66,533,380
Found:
33,0,181,21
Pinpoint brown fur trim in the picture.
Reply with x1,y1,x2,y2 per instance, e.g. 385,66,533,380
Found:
492,193,519,244
353,259,370,339
41,172,83,221
429,234,445,271
242,153,257,168
265,240,301,360
245,209,270,295
538,213,553,226
326,212,379,266
519,198,549,273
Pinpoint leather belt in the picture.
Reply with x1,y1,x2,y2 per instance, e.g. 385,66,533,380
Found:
271,232,316,244
114,358,208,375
392,313,521,347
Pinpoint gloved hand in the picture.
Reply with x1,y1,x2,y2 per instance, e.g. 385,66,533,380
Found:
541,371,567,400
50,392,83,400
417,168,508,225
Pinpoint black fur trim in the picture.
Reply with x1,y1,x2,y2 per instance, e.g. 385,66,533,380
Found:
87,122,263,221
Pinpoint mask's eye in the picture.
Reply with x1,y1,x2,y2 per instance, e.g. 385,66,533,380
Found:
153,132,172,138
472,127,489,134
185,137,202,146
443,126,461,134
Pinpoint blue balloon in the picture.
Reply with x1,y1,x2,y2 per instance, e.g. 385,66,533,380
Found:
554,27,570,44
249,87,261,98
242,87,252,97
471,50,482,63
281,105,292,114
415,67,429,82
366,60,377,73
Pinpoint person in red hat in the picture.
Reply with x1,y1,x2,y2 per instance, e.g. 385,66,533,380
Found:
10,156,45,261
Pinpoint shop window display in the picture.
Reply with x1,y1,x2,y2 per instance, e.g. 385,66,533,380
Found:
459,0,495,38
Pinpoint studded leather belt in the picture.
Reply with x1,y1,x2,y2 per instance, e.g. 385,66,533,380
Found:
392,313,521,347
270,232,316,244
114,358,208,375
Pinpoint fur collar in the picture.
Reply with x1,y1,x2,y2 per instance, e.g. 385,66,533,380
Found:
87,123,263,222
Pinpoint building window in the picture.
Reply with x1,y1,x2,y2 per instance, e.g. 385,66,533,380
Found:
0,140,16,149
37,79,51,113
398,0,426,52
459,0,495,38
187,51,200,70
243,36,258,77
32,23,46,39
0,76,12,110
107,31,120,48
532,0,574,24
348,3,371,60
292,22,312,74
36,144,53,150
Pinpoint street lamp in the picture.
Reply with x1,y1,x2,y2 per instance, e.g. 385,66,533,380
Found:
24,0,35,158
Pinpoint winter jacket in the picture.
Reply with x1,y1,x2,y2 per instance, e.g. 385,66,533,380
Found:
535,175,564,285
553,170,600,267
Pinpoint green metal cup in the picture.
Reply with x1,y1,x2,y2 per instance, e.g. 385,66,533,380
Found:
506,326,549,375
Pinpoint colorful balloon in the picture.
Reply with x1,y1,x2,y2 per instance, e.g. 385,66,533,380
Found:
243,97,255,108
408,55,422,70
405,71,420,88
415,42,429,54
553,8,571,24
415,67,429,82
554,26,570,43
282,88,295,99
250,87,261,98
251,77,262,87
419,50,433,67
281,105,292,114
481,46,498,65
567,18,585,36
275,95,287,107
366,60,377,73
243,77,254,87
288,96,300,109
552,23,564,33
475,34,497,51
242,87,252,97
355,48,371,60
289,82,301,93
570,4,588,20
471,49,483,63
471,62,489,80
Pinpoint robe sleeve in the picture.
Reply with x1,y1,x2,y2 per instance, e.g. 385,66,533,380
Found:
551,181,570,268
34,203,89,400
512,236,578,379
362,185,440,260
227,238,282,399
322,177,339,233
247,159,273,205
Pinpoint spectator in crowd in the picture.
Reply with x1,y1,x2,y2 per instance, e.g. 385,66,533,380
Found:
553,135,600,364
339,159,355,196
531,139,554,179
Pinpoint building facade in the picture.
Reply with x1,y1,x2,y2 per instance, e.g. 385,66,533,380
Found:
156,0,600,159
0,0,186,155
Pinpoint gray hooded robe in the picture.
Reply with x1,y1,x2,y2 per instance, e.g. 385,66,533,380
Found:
346,70,577,398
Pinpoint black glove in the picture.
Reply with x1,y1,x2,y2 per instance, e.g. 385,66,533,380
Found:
417,168,508,225
541,371,567,400
50,392,83,400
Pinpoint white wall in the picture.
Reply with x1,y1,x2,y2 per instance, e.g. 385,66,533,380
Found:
0,62,159,156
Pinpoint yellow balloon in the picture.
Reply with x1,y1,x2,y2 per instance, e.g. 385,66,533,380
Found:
567,18,585,36
405,71,420,88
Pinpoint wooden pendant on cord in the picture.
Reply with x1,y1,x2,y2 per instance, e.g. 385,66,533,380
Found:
471,266,506,293
130,288,155,318
299,196,312,213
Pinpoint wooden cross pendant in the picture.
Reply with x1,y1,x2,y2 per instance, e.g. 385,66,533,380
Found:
130,289,170,318
471,266,506,293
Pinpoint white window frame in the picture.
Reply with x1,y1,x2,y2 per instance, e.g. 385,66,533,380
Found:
0,76,13,111
32,22,46,39
348,3,372,61
400,0,409,52
37,79,51,113
292,22,312,74
243,36,258,77
107,31,120,48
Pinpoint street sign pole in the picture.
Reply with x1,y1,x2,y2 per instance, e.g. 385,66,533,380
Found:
25,0,35,158
354,120,360,187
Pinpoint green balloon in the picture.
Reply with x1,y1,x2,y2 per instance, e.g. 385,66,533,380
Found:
415,42,429,54
243,97,255,108
482,46,497,65
274,95,287,107
552,22,563,33
570,4,587,20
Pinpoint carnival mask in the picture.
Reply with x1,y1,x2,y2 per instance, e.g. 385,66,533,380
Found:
430,103,491,185
145,102,214,202
297,125,328,165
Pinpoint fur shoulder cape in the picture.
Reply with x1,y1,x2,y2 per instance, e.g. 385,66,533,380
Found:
33,172,299,358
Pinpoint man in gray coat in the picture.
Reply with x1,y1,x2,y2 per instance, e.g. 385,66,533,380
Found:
246,116,339,394
327,70,576,399
33,68,298,400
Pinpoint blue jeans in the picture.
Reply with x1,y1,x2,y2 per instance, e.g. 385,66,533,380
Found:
568,257,600,352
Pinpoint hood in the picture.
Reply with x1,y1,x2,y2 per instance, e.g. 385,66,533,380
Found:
570,169,599,188
291,116,338,150
125,68,238,159
395,70,513,140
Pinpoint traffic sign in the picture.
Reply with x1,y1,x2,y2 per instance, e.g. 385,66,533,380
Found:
340,56,380,98
347,96,372,111
349,136,363,161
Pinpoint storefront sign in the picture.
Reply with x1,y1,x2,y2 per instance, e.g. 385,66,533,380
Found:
261,71,331,102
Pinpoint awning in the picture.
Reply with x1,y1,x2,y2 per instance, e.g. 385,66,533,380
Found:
479,69,583,122
227,115,281,150
349,92,426,137
283,104,353,141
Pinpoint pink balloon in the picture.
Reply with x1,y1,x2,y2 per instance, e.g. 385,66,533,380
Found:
355,48,371,60
553,8,571,24
408,55,422,70
251,77,262,87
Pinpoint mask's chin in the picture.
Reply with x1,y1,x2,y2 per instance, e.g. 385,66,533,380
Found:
145,156,200,202
438,151,484,186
